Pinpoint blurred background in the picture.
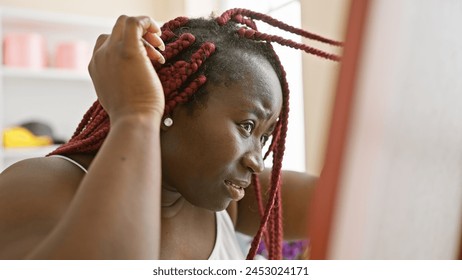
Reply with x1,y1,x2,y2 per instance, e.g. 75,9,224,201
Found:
0,0,348,173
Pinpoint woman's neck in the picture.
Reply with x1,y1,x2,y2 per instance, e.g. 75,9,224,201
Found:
161,186,187,218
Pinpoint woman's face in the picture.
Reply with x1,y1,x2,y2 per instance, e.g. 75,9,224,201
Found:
160,56,283,211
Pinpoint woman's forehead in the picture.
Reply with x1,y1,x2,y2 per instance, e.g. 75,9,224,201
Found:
189,53,283,117
241,56,282,111
208,71,283,118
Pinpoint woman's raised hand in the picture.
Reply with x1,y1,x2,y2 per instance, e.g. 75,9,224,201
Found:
88,15,166,123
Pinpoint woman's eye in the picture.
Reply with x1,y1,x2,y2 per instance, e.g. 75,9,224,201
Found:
240,122,255,134
261,135,270,146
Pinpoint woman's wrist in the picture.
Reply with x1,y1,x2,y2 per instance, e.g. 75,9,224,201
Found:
110,112,162,132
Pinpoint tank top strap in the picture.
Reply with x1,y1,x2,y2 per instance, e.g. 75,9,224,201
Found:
49,154,88,173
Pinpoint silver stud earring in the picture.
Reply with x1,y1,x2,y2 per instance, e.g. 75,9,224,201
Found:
163,117,173,127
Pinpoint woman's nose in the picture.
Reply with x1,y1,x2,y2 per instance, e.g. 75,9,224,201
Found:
242,148,265,174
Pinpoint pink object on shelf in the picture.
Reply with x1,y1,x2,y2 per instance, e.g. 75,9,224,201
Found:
54,41,90,71
3,33,47,69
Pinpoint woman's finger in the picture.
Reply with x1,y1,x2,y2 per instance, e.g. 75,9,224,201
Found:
141,38,165,64
93,34,109,54
108,15,129,43
123,16,159,49
145,17,162,36
143,32,165,52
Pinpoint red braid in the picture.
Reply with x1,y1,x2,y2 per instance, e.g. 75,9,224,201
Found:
238,28,341,61
50,102,109,155
48,9,341,260
161,41,216,114
217,8,343,47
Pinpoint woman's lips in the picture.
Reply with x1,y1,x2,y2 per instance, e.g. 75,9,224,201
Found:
224,180,245,201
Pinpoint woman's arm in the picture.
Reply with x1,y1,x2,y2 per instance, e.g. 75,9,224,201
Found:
25,116,162,259
0,15,166,259
235,169,317,240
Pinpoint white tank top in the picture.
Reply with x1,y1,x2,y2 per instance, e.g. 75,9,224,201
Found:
50,155,245,260
208,210,245,260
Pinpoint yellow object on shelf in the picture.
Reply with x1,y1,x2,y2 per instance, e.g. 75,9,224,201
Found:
2,127,52,148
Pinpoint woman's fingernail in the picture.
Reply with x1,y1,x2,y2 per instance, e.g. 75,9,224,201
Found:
158,42,165,51
158,56,165,64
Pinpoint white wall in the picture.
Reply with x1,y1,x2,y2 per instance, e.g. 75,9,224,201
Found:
0,0,185,21
301,0,348,175
330,0,462,259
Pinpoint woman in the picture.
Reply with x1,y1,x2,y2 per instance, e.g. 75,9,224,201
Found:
0,9,340,259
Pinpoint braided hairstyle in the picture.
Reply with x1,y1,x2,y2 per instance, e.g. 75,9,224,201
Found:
49,8,341,259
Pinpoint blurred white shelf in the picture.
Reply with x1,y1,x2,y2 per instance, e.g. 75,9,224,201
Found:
3,145,60,158
0,6,113,34
1,66,91,81
0,6,108,170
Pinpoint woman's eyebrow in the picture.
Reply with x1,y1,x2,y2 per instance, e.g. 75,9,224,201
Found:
240,105,272,120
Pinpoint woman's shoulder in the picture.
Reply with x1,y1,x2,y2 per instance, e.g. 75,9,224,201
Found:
0,156,86,195
0,156,85,259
